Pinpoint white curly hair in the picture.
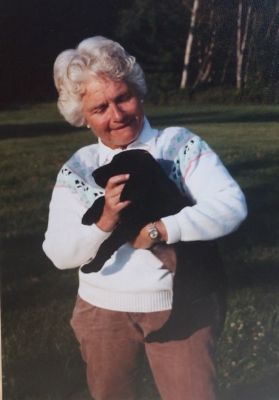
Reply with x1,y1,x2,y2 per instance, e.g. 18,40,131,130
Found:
53,36,147,127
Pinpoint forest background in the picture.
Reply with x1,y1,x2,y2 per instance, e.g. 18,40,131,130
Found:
1,0,279,399
1,0,279,105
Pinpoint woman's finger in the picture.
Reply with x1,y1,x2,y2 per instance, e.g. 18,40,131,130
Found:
106,174,130,189
106,183,126,199
115,200,131,212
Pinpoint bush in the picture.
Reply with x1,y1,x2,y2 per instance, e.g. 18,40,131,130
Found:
144,73,279,105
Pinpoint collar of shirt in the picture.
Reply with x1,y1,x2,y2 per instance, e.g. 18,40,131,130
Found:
97,117,158,165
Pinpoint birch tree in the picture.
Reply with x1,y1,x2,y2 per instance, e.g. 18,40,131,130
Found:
115,0,279,99
180,0,200,89
193,4,217,88
236,0,252,90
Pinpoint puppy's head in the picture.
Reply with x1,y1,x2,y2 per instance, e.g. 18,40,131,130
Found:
93,149,157,187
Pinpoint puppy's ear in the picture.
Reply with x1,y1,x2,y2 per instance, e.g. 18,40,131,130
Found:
93,164,114,188
93,149,155,188
82,197,105,225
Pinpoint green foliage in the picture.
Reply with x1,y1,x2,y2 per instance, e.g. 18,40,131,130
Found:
116,0,188,73
145,85,279,105
114,0,279,98
2,102,279,399
145,73,182,104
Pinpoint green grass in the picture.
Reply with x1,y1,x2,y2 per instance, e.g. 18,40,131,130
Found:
1,102,279,399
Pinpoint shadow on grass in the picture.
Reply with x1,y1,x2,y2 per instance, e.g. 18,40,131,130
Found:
227,156,278,176
148,110,279,127
226,181,278,289
1,107,278,140
1,234,55,282
0,122,80,139
2,231,279,400
2,162,279,299
2,146,279,399
3,355,90,400
1,234,79,313
221,372,279,400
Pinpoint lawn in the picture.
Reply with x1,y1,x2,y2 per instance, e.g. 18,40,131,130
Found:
1,102,279,399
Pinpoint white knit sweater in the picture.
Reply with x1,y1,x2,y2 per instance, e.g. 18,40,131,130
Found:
43,118,247,312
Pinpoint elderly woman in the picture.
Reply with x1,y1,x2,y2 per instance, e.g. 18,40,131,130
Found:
43,36,247,400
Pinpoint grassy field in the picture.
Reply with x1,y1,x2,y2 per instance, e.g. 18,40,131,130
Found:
1,102,279,399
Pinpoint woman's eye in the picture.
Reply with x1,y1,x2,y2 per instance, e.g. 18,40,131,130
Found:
119,93,132,103
94,106,106,114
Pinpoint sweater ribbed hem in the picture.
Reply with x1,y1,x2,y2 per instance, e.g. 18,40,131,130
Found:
78,280,173,312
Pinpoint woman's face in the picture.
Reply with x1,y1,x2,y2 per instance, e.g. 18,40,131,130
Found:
82,77,144,149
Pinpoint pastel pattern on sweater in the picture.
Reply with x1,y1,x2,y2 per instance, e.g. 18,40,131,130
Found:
56,133,206,209
57,165,104,208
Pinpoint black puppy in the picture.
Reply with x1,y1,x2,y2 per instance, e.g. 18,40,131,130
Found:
82,149,192,271
82,149,224,342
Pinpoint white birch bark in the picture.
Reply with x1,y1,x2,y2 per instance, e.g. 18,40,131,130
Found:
180,0,200,89
236,0,252,90
193,10,216,89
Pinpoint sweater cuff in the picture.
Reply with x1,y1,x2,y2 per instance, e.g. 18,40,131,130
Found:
90,223,112,243
161,215,181,244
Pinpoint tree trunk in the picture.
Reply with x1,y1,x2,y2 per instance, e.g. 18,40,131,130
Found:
193,17,216,88
221,45,233,85
236,0,252,91
180,0,200,89
243,10,256,87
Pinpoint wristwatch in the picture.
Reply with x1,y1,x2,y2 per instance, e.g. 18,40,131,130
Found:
147,222,160,242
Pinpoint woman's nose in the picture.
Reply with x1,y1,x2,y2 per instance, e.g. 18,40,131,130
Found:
110,103,124,121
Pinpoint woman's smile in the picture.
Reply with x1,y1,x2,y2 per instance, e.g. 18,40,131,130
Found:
82,78,144,149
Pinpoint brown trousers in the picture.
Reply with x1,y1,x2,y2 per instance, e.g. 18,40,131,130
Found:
70,295,219,400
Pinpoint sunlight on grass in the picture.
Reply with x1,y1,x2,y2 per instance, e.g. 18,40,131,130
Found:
2,102,279,399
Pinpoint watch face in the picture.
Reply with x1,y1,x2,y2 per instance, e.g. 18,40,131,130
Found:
149,227,159,240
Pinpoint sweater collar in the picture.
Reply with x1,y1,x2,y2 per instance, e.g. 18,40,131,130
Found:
97,117,158,165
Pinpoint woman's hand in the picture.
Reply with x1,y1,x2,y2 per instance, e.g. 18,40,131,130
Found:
131,220,168,249
96,174,130,232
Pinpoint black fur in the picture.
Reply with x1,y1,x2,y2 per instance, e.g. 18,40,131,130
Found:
81,149,225,342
